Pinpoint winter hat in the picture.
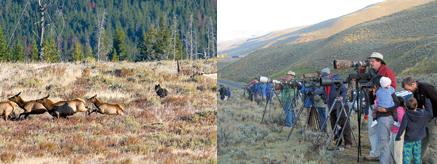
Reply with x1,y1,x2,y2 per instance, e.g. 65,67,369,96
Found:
321,68,330,74
282,78,286,81
380,77,391,88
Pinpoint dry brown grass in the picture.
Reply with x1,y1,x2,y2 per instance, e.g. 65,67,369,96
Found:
0,59,217,163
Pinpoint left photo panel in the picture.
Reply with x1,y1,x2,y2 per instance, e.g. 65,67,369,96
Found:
0,0,217,163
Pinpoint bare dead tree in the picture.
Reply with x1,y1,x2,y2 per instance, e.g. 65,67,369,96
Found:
96,9,107,62
31,0,65,60
194,31,198,59
189,13,193,60
167,12,178,61
209,17,215,59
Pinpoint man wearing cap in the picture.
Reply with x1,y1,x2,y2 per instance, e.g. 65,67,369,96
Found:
360,52,397,161
281,71,298,127
402,77,437,163
320,68,353,148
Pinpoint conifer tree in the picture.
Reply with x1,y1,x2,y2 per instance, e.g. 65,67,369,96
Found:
13,40,25,62
31,42,39,61
0,26,6,61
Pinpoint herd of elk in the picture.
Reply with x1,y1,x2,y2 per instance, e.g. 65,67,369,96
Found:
1,93,125,120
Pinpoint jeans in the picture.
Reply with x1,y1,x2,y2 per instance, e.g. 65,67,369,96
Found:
318,107,327,131
377,116,394,164
284,102,295,127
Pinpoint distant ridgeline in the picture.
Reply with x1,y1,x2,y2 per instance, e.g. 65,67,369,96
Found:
0,0,217,62
219,1,437,83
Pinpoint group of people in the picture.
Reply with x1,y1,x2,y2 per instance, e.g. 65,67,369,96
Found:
358,52,437,164
219,84,231,100
246,77,274,104
273,52,437,164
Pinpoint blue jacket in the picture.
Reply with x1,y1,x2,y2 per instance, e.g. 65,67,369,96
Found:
301,86,320,107
322,75,347,110
251,82,261,94
261,83,266,96
265,83,272,96
396,99,433,142
227,88,231,97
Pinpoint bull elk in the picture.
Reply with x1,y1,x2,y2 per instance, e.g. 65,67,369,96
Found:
0,101,15,121
8,92,47,119
36,95,89,119
87,95,125,116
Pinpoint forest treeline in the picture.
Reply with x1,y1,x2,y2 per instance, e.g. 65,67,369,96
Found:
0,0,217,62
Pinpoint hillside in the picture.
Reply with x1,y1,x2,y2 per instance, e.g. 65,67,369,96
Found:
219,0,437,88
0,60,217,163
0,0,217,61
218,0,433,58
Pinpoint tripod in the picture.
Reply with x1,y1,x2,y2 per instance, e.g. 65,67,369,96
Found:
261,84,294,126
314,82,359,164
286,84,324,142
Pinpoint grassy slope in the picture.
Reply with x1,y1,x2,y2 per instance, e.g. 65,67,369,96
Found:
218,85,406,163
218,0,433,57
0,59,217,164
219,0,437,88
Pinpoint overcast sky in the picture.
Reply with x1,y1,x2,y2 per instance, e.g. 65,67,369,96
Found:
218,0,386,43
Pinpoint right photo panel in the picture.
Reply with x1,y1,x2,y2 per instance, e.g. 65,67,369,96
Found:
217,0,437,163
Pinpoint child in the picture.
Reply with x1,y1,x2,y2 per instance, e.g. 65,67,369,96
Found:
396,98,433,164
389,97,407,164
370,77,399,128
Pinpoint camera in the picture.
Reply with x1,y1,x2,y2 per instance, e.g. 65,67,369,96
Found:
333,60,370,69
348,73,373,83
303,72,321,88
259,76,281,84
320,77,348,86
303,72,320,83
360,82,373,88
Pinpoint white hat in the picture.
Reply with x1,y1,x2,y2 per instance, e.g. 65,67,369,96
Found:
287,71,295,76
368,52,386,65
321,68,330,74
380,77,391,88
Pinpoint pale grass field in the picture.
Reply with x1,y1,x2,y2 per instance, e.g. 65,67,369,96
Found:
0,59,217,164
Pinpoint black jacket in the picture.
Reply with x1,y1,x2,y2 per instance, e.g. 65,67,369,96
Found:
414,81,437,118
396,99,433,142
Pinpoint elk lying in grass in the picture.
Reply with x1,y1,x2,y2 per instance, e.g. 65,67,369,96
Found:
0,101,15,121
155,84,168,98
36,95,89,119
8,92,47,119
87,95,125,116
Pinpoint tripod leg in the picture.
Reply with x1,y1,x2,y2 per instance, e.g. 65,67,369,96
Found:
298,105,312,145
261,94,270,124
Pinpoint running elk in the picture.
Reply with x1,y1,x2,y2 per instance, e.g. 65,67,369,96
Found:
0,101,15,121
87,95,125,116
8,92,47,119
36,95,89,119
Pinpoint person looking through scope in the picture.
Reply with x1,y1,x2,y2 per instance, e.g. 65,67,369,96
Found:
359,52,397,162
320,68,353,149
275,71,298,127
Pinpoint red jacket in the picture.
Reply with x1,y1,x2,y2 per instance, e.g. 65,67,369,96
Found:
360,64,396,90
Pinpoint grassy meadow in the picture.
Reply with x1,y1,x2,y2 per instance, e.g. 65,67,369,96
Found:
0,59,217,163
